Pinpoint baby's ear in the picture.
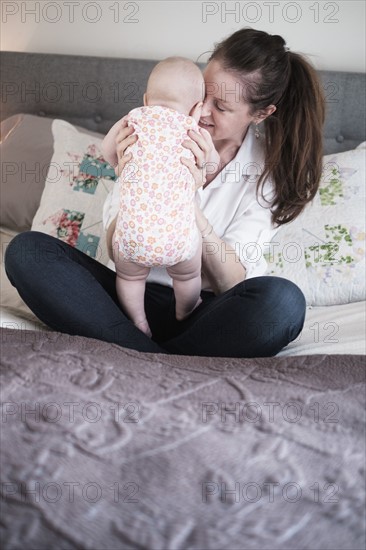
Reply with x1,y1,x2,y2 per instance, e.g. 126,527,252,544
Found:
190,101,203,123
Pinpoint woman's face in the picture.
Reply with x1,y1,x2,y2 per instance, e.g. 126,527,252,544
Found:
199,59,256,146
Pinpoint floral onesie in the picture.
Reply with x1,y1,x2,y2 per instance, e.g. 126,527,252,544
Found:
112,105,200,267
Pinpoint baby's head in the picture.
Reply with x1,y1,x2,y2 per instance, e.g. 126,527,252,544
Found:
143,57,205,122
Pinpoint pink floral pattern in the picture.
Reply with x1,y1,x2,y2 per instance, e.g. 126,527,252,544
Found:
113,106,199,267
43,210,84,247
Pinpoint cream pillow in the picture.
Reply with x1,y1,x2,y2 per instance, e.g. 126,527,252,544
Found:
265,144,366,306
31,120,116,266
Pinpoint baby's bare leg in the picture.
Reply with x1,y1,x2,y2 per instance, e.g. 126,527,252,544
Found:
114,260,152,337
166,240,202,321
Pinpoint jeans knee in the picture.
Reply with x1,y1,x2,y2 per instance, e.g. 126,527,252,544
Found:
261,276,306,313
4,231,54,279
266,276,306,342
240,276,306,347
5,231,32,272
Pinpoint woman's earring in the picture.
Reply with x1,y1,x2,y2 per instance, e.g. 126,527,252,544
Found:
255,123,260,139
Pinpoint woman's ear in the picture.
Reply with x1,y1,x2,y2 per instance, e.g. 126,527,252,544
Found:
143,93,147,106
255,104,276,123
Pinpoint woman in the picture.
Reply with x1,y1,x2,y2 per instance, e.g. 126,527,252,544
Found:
5,28,325,357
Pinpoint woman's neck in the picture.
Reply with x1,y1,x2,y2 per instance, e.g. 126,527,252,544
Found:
204,150,239,187
214,127,248,159
215,142,240,161
203,130,249,189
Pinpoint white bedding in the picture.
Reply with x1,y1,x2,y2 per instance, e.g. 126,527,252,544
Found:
277,300,365,356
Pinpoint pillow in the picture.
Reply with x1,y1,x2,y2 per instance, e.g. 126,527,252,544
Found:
0,226,52,328
0,114,105,232
31,119,116,266
0,114,55,231
264,144,366,306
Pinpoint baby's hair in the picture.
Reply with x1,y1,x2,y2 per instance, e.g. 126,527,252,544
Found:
146,56,204,114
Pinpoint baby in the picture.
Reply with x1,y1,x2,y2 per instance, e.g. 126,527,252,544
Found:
102,57,208,337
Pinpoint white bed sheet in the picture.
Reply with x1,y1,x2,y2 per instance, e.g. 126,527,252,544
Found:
277,300,366,356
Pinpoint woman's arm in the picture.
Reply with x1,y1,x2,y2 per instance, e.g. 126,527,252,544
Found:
181,131,247,294
193,187,246,295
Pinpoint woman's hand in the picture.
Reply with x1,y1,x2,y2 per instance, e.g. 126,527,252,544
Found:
181,127,220,189
114,120,138,177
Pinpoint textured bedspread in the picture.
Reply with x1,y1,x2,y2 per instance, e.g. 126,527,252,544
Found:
1,327,365,550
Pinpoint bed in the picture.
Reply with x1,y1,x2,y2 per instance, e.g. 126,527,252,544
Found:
0,51,365,549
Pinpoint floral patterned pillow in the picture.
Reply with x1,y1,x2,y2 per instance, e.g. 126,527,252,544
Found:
31,120,116,266
265,143,366,305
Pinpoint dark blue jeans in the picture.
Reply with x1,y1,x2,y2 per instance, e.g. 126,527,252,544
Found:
4,231,306,357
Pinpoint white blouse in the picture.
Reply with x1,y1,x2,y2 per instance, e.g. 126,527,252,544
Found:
102,125,279,288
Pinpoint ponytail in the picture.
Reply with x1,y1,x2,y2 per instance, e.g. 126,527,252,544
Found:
209,28,326,226
259,52,325,225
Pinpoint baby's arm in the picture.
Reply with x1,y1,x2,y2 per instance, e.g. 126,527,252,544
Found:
102,117,128,168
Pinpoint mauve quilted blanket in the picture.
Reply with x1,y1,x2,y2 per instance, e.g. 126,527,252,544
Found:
0,327,365,550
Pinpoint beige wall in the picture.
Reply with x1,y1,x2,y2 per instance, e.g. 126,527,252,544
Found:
1,1,365,72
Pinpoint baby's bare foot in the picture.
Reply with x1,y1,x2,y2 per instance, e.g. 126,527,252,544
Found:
134,319,152,338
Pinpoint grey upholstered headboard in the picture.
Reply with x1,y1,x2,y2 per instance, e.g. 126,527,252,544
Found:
1,51,365,154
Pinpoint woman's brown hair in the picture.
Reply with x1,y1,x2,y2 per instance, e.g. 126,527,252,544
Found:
209,28,325,226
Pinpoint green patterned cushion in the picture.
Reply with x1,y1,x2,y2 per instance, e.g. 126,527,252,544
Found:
265,143,365,305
